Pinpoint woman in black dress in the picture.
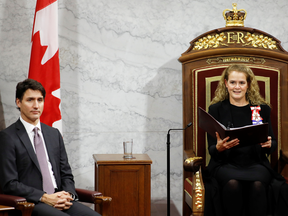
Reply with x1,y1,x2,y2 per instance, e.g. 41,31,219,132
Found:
206,64,285,216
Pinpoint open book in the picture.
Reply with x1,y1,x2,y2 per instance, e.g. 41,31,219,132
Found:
198,107,269,145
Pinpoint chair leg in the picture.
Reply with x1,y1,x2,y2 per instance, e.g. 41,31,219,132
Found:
16,202,35,216
94,196,112,216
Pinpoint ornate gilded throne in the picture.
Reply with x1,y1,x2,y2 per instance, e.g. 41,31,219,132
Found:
179,4,288,216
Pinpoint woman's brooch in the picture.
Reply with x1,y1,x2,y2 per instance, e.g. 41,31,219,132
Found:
250,106,263,125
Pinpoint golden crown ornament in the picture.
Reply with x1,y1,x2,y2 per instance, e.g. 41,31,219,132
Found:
223,3,247,27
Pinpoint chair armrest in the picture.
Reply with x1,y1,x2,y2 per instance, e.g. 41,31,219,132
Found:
75,188,112,216
75,188,102,203
0,194,27,207
94,196,112,216
183,149,203,172
0,194,34,216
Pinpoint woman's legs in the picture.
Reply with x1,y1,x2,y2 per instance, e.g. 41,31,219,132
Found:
222,180,268,216
222,179,243,216
247,181,267,216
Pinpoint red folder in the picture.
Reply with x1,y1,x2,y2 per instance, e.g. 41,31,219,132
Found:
198,107,269,145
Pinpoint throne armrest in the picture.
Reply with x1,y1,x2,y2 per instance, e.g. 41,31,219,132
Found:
75,188,112,216
183,149,203,173
183,149,205,215
280,150,288,164
279,150,288,180
0,194,34,216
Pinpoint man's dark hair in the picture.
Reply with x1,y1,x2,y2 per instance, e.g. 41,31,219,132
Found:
16,79,46,102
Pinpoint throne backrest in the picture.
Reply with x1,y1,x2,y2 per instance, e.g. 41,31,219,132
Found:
180,5,288,216
179,27,288,174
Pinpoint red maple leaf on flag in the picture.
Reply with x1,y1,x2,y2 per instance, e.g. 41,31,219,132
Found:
28,0,62,132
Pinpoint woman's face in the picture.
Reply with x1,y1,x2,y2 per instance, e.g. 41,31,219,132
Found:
225,71,249,104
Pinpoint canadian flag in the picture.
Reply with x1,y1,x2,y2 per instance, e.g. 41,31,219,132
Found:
28,0,62,133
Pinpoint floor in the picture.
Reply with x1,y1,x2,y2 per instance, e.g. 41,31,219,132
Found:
86,199,182,215
151,200,181,216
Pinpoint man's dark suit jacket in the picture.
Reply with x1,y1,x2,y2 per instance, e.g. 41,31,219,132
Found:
0,119,77,203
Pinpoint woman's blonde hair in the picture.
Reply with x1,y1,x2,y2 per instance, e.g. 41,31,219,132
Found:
210,64,269,106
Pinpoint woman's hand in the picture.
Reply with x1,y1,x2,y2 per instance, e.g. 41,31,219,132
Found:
260,136,272,148
215,132,239,152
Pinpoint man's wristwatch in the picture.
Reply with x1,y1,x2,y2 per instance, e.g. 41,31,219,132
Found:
69,192,77,201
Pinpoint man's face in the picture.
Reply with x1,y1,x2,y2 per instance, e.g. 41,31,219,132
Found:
16,89,44,125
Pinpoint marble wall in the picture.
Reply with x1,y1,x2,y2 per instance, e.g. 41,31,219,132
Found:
1,0,288,214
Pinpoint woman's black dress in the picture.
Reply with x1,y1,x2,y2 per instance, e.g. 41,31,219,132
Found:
203,100,287,216
215,104,272,186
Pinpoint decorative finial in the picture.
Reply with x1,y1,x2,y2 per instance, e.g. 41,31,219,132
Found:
223,3,247,27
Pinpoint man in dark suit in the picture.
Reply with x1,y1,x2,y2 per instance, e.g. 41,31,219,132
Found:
0,79,101,216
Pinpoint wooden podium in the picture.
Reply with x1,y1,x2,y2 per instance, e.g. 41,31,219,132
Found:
93,154,152,216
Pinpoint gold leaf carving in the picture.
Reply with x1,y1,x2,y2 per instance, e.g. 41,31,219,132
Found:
192,31,278,51
243,32,278,50
207,56,266,64
193,33,227,50
185,156,203,163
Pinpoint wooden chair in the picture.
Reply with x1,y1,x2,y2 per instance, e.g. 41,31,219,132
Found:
76,188,112,215
0,189,112,216
178,10,288,216
0,194,34,216
0,204,16,216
